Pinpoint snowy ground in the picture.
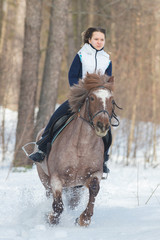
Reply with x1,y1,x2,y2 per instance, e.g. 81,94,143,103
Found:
0,163,160,240
0,107,160,240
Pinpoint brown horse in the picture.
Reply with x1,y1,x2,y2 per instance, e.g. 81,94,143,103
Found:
36,73,116,227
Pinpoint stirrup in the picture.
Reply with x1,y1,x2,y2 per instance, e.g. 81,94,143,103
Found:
22,142,38,157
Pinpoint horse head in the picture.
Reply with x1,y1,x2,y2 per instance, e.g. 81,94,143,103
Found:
86,82,114,136
69,73,118,137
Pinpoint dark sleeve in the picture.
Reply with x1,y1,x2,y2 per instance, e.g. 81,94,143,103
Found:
68,54,82,86
105,61,112,76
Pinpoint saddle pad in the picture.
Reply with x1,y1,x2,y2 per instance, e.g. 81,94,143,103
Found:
51,115,75,145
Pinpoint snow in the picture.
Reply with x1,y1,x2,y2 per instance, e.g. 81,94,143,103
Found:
0,164,160,240
0,107,160,240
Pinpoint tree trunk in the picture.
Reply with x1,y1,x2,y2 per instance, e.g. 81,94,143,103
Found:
0,0,3,39
6,0,26,110
67,0,75,67
35,0,69,135
88,0,95,27
14,0,43,167
0,0,7,55
126,2,142,165
0,0,25,110
151,3,159,164
0,0,12,104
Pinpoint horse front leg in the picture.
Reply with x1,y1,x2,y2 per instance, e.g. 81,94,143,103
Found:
36,164,52,198
76,176,100,227
48,175,64,225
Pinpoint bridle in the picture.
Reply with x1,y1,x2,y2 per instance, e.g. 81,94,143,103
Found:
78,88,122,128
111,99,122,127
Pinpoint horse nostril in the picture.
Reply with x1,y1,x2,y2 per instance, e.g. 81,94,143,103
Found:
97,121,103,130
105,123,110,130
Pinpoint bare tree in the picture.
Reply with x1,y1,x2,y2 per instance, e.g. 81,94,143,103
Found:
151,1,160,164
35,0,69,135
0,0,26,110
0,0,14,105
67,0,76,67
14,0,43,167
0,0,3,38
88,0,95,26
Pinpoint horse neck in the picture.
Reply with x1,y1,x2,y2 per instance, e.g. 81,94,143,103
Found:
78,100,93,126
60,102,103,155
72,101,96,142
79,100,88,120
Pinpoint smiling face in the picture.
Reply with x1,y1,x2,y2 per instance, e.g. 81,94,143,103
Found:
89,31,105,50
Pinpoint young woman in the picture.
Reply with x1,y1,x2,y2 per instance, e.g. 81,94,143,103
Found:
30,27,112,173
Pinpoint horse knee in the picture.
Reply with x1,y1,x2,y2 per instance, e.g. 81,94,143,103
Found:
89,177,100,197
50,175,64,221
50,175,62,193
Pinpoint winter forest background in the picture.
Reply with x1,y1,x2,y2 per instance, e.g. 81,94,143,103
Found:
0,0,160,167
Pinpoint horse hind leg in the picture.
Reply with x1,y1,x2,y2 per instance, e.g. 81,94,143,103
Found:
48,175,64,225
76,176,100,227
65,186,83,210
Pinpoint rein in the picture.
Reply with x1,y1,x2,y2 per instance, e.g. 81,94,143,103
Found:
111,100,122,127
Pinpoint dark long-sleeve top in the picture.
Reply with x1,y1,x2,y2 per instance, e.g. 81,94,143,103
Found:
68,44,112,87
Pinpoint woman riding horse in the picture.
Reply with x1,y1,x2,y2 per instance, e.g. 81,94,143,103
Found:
29,27,112,173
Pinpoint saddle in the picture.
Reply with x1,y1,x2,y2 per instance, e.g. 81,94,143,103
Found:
37,113,74,154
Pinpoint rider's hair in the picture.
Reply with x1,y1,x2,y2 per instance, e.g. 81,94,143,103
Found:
82,27,106,44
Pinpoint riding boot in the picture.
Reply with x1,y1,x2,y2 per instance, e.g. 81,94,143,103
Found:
29,133,50,162
102,128,112,174
103,151,110,173
29,149,46,162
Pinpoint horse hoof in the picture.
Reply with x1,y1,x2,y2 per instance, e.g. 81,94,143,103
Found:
75,217,90,227
46,212,59,225
75,217,80,226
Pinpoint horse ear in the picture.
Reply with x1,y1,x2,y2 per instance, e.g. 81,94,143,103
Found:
107,76,114,83
86,72,89,76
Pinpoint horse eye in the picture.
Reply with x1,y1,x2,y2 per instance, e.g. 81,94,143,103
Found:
90,96,94,101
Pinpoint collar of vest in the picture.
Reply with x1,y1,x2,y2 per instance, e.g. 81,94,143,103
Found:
78,43,110,60
81,43,105,55
89,43,104,52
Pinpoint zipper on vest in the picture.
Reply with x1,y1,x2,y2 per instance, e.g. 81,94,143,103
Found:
95,50,98,71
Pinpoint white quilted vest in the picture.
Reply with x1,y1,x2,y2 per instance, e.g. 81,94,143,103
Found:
78,43,110,79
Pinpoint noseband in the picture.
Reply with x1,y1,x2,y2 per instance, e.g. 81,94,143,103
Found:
78,91,122,128
85,97,112,126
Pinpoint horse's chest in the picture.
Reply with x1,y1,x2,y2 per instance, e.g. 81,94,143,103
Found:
50,121,104,182
70,124,101,157
76,141,90,157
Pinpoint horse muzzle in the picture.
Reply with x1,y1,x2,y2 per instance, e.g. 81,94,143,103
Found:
95,121,110,137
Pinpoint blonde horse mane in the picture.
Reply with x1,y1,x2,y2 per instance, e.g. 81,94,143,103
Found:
69,73,114,113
